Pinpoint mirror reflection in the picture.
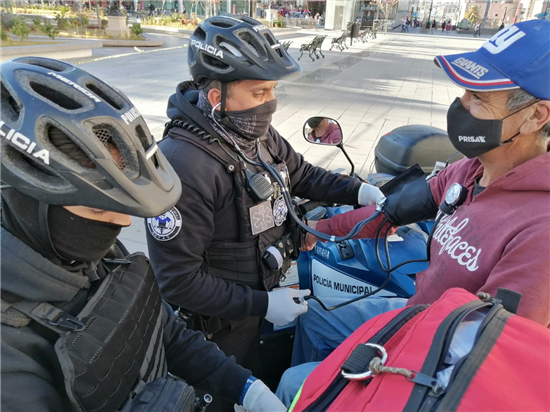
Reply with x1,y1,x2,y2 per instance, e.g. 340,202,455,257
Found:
303,117,343,145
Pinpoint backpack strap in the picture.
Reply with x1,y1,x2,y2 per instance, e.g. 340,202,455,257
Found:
1,291,31,327
1,290,84,333
494,288,522,314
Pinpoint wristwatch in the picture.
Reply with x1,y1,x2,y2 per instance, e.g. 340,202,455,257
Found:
440,183,468,215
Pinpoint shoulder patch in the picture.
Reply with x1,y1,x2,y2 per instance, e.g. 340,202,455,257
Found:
147,207,183,241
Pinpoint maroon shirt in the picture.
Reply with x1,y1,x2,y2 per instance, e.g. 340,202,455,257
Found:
308,123,342,144
318,152,550,327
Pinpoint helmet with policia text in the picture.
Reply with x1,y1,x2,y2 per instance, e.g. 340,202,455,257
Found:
0,57,181,218
188,14,301,83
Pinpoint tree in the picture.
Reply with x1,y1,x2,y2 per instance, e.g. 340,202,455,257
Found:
464,5,481,25
11,16,30,41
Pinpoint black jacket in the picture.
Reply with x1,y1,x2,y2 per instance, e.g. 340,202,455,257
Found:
0,227,250,411
146,82,363,321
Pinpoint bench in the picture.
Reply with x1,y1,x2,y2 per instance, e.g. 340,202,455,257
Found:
359,27,377,43
297,35,327,61
329,30,349,52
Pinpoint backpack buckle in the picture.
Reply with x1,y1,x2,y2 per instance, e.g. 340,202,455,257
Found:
48,312,86,332
341,343,387,380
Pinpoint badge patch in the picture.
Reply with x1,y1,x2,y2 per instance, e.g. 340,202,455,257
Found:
147,207,183,241
250,200,275,235
273,196,288,226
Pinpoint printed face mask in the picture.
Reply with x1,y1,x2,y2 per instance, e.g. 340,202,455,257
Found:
222,99,278,140
446,97,538,158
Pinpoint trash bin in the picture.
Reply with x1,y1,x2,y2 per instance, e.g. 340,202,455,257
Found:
351,22,360,38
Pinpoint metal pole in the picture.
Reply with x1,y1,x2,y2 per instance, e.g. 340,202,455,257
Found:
227,0,231,14
481,0,491,28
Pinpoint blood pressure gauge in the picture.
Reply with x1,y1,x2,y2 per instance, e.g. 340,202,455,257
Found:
440,183,468,215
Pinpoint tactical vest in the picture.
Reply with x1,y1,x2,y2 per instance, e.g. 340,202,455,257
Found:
166,123,296,291
1,253,169,412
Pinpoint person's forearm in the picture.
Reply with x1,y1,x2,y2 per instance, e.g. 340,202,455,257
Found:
316,206,395,239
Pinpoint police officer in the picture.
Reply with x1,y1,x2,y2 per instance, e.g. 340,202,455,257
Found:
146,14,383,407
0,57,286,412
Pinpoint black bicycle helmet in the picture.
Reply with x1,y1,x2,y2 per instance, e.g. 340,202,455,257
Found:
0,57,181,218
188,14,301,83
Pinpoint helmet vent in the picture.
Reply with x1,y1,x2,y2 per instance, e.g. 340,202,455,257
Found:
86,82,124,110
1,82,22,122
203,54,231,70
93,127,126,171
48,126,95,169
135,124,152,150
263,33,276,46
194,26,207,40
219,41,243,58
15,57,68,72
210,20,235,28
237,31,267,59
30,82,83,110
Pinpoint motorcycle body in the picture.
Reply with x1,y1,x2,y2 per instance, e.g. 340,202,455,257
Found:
258,117,461,389
297,205,430,301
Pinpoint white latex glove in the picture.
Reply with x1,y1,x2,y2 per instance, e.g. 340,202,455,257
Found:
358,183,384,206
265,288,310,326
241,380,286,412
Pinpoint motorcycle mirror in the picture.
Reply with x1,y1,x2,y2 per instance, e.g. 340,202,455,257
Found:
302,116,355,176
303,117,343,146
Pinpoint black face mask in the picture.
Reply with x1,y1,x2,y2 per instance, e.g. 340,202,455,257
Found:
48,205,124,262
446,97,538,158
221,99,278,140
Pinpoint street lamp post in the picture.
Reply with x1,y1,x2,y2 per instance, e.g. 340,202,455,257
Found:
426,0,433,27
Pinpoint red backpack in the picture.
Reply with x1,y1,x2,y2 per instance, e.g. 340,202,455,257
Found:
290,288,550,412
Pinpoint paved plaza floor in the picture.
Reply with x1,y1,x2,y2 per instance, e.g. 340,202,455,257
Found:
70,29,487,252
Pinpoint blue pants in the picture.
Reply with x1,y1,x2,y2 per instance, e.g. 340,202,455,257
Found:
276,295,407,407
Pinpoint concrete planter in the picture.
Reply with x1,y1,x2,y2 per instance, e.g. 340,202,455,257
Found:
0,40,102,62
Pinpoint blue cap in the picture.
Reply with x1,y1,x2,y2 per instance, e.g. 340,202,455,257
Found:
434,20,550,100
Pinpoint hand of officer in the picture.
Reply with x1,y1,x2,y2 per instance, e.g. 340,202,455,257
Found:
266,288,311,326
239,379,286,412
358,183,384,206
302,220,322,251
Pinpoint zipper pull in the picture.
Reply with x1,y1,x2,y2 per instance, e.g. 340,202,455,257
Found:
476,292,495,303
407,371,443,393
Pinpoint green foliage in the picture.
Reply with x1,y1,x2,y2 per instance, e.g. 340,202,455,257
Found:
273,15,286,28
38,21,59,40
130,22,143,36
464,5,481,25
59,6,70,17
0,29,8,41
54,13,66,29
11,16,30,41
79,14,90,27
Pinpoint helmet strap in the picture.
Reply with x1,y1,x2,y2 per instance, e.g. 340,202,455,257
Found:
220,82,228,117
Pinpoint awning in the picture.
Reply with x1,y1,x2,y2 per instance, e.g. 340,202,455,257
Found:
534,11,549,18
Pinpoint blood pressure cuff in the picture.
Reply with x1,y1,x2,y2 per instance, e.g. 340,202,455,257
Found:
381,165,438,226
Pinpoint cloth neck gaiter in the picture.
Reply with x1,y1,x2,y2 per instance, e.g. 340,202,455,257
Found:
196,92,277,152
222,99,278,140
48,205,123,262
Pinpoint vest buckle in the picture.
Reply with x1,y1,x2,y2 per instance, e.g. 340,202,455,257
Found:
48,312,86,332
